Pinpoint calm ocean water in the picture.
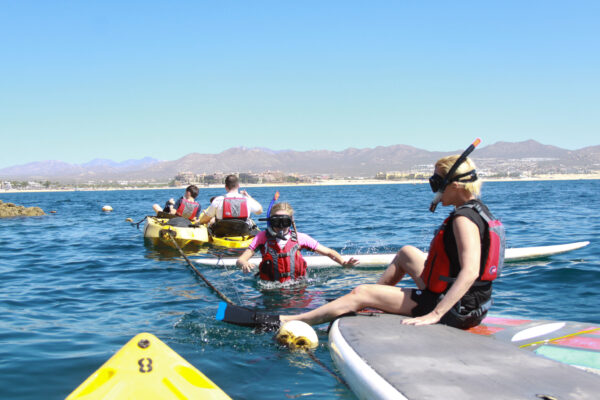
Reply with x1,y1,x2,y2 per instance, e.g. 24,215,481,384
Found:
1,181,599,399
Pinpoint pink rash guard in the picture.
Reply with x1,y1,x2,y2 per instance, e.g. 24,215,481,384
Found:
249,231,319,252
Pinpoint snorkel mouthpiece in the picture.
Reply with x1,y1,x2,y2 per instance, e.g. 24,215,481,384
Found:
429,191,443,212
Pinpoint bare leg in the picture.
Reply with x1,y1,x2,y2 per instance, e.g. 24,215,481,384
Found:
152,204,163,213
377,245,427,289
280,284,417,326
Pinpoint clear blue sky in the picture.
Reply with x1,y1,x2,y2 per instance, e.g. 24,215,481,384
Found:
1,1,598,168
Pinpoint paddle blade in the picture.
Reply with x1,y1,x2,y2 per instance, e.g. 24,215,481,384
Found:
216,302,255,326
216,302,280,330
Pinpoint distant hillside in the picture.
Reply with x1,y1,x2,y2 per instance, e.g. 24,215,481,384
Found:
0,157,159,181
128,145,453,180
1,141,599,182
475,140,569,159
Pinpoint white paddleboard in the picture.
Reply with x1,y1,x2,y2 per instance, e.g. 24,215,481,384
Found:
194,241,590,268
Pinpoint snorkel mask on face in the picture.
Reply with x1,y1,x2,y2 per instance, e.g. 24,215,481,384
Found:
261,191,292,238
429,138,481,212
261,215,293,239
268,215,293,229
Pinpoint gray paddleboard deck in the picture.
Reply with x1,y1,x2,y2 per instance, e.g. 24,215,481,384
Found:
329,314,600,400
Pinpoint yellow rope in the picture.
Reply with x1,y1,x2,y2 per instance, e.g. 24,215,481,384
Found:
519,327,600,348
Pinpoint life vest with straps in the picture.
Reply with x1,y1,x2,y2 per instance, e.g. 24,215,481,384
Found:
421,201,505,294
222,197,249,220
258,231,308,282
176,198,200,221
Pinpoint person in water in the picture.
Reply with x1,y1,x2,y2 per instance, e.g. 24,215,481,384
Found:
236,202,359,282
152,185,201,221
198,175,263,236
271,154,505,329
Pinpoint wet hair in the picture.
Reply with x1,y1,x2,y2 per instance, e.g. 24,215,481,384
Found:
435,155,481,196
225,174,239,190
186,185,199,199
270,202,294,216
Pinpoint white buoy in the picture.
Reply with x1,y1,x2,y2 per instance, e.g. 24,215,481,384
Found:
102,205,113,212
276,320,318,350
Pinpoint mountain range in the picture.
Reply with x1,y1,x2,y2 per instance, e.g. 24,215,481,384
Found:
1,140,599,182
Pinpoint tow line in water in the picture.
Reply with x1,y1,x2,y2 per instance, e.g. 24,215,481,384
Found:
163,232,349,389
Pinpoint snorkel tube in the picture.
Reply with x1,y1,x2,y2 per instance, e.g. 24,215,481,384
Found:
429,138,481,212
266,191,280,236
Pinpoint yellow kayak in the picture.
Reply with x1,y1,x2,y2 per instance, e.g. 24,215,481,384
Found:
210,234,255,249
143,217,209,248
143,215,256,250
66,332,231,400
207,219,258,249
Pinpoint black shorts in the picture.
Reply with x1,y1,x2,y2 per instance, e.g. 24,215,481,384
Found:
410,287,492,330
410,289,441,317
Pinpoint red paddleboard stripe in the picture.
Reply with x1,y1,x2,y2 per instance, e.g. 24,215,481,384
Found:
586,327,600,335
481,317,531,326
467,325,504,335
553,336,600,350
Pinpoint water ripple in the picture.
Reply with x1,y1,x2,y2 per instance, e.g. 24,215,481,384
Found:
0,182,598,399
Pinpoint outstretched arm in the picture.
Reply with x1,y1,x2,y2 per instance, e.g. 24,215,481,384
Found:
197,212,212,225
241,190,263,215
314,244,359,267
197,203,217,225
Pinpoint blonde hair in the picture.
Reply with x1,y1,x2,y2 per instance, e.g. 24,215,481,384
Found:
270,202,294,216
435,155,481,196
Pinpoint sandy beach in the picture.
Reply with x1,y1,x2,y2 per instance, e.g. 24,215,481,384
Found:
1,173,600,194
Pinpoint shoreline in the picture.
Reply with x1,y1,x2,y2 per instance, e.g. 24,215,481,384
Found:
1,174,600,194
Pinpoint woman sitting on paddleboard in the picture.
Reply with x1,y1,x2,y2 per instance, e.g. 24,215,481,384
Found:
236,202,359,282
272,142,505,329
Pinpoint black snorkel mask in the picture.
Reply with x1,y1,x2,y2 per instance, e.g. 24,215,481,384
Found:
260,192,294,239
260,215,293,239
266,215,293,229
429,138,481,213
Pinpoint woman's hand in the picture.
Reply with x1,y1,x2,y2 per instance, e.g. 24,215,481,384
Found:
402,311,441,326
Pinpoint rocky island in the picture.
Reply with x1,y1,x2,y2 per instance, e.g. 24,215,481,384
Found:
0,200,45,218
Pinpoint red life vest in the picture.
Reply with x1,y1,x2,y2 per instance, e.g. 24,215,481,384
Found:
176,198,200,221
222,197,249,219
258,232,308,282
421,202,505,293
